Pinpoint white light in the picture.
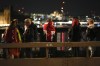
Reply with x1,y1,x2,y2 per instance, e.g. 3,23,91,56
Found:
63,1,65,4
33,14,35,15
18,10,21,12
94,16,95,18
61,10,64,13
39,18,41,20
61,7,63,9
0,24,10,26
34,18,37,21
86,16,88,18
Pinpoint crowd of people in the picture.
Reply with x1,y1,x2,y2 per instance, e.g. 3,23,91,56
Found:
0,17,100,59
0,18,56,59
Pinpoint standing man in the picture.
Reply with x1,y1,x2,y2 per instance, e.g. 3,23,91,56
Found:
22,18,38,58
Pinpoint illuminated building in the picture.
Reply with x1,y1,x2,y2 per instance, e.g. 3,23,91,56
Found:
0,7,10,26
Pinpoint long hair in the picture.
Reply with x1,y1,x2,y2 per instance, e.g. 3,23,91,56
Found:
46,18,55,31
72,17,79,27
9,21,17,29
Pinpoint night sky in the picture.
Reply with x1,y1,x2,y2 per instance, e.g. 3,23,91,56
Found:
0,0,100,16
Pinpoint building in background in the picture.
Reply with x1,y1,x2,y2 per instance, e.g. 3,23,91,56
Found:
0,7,10,26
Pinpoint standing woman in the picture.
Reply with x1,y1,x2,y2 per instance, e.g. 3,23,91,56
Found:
43,18,56,57
4,21,21,59
86,18,96,57
86,18,95,41
70,17,82,57
71,17,81,42
43,18,55,42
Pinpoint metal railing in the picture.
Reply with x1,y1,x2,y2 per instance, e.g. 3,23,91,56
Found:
0,41,100,66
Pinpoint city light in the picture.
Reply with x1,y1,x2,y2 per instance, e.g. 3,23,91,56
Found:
63,1,65,4
18,10,21,12
61,7,63,9
61,9,64,13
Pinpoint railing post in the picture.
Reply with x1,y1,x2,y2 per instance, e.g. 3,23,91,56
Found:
46,47,49,58
86,46,92,58
86,47,89,58
46,44,49,58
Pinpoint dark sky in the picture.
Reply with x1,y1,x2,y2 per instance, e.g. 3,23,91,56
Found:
0,0,100,16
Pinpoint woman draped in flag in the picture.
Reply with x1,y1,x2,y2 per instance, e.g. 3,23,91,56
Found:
3,20,21,59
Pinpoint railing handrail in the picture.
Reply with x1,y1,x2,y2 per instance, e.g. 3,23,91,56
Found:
0,41,100,48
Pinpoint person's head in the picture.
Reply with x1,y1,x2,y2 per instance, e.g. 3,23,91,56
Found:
13,19,18,22
87,18,94,25
72,17,79,26
24,18,32,26
73,16,78,19
13,19,18,24
9,21,17,28
47,18,54,25
47,18,52,22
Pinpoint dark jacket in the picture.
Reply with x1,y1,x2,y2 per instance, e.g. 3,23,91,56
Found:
71,24,82,42
24,23,38,42
86,27,96,41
